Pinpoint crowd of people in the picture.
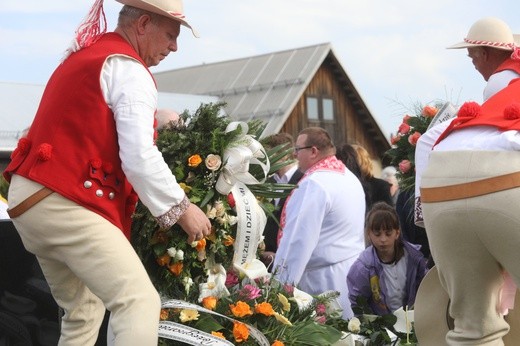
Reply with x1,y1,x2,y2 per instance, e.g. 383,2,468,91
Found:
2,0,519,342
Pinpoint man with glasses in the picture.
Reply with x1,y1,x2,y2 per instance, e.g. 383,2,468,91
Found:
273,127,365,319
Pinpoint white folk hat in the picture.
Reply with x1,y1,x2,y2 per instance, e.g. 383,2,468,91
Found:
414,266,520,345
447,17,516,51
116,0,198,37
64,0,197,60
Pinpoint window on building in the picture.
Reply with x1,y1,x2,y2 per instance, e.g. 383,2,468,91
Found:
306,97,319,120
306,96,335,121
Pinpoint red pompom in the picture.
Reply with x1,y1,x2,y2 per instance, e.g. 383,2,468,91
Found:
17,138,31,155
457,101,481,119
90,158,102,169
504,103,520,120
37,143,52,161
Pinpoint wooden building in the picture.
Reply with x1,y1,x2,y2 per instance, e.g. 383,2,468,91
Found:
154,42,390,168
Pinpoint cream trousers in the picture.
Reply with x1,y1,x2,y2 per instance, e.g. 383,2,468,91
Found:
8,175,161,346
422,151,520,346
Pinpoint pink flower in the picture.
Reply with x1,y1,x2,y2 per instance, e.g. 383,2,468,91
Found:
397,122,411,135
408,131,421,146
402,114,412,124
239,284,262,300
283,284,294,295
398,160,412,173
390,134,401,145
225,271,239,288
315,303,326,315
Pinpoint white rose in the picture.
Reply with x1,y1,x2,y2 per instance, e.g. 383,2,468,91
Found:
214,200,225,217
205,154,222,171
167,247,177,258
175,249,184,261
348,316,361,333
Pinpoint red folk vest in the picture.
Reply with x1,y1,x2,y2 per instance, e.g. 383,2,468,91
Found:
4,33,154,238
434,78,520,146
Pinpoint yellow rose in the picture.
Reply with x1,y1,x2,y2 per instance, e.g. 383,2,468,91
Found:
188,154,202,168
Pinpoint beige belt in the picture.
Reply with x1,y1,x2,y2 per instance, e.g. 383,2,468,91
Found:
420,171,520,203
7,187,54,218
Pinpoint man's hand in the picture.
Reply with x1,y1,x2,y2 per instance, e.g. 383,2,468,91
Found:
176,203,212,243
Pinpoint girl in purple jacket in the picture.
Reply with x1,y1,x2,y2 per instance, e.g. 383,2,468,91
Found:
347,202,429,315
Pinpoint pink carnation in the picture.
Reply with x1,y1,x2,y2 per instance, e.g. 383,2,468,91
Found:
239,284,262,300
225,271,239,287
398,122,411,135
408,131,421,146
398,159,412,173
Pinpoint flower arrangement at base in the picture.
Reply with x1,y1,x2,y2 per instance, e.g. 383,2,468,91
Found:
157,277,346,345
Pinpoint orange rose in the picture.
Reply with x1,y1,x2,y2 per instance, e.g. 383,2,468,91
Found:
255,302,275,316
223,235,235,247
188,154,202,168
233,321,249,343
422,105,438,117
230,301,253,318
408,131,421,146
156,253,171,267
272,341,284,346
160,309,169,320
168,262,183,276
196,238,207,251
202,296,217,310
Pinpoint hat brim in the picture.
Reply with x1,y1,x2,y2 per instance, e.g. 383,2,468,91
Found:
415,266,520,344
116,0,199,37
447,41,513,50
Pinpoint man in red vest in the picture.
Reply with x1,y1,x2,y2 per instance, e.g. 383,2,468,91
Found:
3,0,211,344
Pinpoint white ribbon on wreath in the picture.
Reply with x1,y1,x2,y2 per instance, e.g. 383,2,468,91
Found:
213,121,270,280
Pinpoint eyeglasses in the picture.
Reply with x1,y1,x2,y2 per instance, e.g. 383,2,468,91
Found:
294,146,313,153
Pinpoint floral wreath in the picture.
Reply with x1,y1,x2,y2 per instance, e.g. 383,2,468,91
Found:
131,103,416,345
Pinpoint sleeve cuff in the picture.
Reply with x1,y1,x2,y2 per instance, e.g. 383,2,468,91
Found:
156,196,190,229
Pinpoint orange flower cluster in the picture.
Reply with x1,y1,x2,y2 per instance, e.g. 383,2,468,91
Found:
233,321,249,343
230,301,253,318
202,296,217,310
254,302,275,316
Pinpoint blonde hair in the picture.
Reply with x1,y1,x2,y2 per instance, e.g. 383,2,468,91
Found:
352,144,373,179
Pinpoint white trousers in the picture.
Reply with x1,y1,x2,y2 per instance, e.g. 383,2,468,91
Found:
8,175,161,346
422,151,520,345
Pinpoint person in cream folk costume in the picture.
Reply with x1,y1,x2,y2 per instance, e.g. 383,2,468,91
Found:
418,17,520,345
3,0,211,345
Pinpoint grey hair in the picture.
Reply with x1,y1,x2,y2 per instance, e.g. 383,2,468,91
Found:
117,5,160,27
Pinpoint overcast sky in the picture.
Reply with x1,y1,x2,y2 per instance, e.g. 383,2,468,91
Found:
1,0,518,137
